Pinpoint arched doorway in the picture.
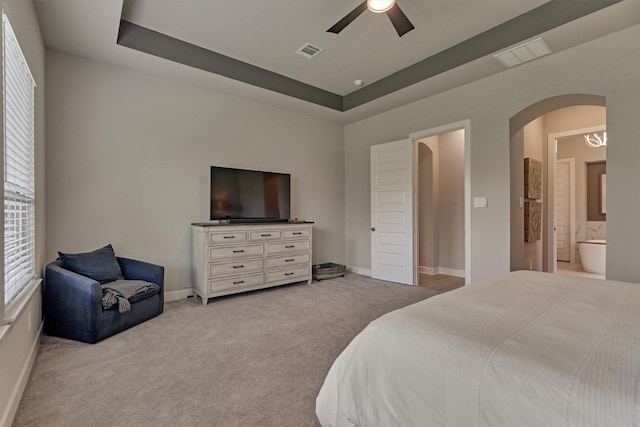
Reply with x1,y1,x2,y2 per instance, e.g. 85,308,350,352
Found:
509,94,606,275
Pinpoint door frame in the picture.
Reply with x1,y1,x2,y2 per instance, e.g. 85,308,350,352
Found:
554,157,576,264
545,125,605,272
410,119,471,285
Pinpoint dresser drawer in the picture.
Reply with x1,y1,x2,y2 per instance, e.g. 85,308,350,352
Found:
268,240,310,255
209,231,246,244
249,230,282,241
266,253,310,269
209,273,263,292
284,229,310,239
209,259,264,277
266,266,310,283
208,244,263,261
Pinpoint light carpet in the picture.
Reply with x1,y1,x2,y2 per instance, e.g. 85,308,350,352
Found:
13,273,439,426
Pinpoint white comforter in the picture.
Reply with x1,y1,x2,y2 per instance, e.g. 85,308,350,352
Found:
316,271,640,427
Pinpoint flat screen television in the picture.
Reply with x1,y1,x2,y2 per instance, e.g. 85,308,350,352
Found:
210,166,291,222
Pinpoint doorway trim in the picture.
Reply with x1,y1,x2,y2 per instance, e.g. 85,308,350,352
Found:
546,125,606,272
410,119,471,285
554,157,576,265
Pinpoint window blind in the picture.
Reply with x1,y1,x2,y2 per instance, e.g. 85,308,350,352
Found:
3,13,35,305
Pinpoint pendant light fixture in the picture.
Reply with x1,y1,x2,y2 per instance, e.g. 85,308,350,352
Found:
584,132,607,148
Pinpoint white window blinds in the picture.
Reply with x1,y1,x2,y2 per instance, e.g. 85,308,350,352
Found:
3,13,35,305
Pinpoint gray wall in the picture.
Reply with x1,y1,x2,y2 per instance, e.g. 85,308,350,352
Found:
509,128,525,271
45,52,345,294
345,24,640,283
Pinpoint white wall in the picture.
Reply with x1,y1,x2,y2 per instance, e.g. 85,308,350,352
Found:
345,24,640,283
0,0,45,424
45,52,345,295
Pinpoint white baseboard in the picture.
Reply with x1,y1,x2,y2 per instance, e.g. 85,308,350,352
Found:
164,288,194,302
438,267,465,278
419,266,437,275
419,266,465,278
1,321,42,427
347,265,465,279
346,265,371,277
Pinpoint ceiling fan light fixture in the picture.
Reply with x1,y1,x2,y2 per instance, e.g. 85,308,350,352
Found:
367,0,395,13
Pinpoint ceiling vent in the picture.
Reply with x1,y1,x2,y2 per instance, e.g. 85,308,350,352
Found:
295,43,323,59
494,38,552,68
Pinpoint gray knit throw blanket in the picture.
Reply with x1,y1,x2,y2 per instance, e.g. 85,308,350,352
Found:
101,280,155,313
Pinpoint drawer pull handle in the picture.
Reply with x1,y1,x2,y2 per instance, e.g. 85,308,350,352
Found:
223,236,235,239
292,232,302,235
285,272,295,276
285,245,295,248
260,233,271,237
285,258,295,262
233,280,245,285
233,249,245,253
233,265,245,269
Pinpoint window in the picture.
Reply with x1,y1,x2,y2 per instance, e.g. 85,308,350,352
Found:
3,13,35,305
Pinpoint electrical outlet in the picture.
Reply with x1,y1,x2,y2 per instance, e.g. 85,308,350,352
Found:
28,309,32,332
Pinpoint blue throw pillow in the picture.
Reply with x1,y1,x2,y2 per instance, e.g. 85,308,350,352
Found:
58,244,124,284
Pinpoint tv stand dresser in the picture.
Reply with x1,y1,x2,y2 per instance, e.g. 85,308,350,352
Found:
191,221,313,304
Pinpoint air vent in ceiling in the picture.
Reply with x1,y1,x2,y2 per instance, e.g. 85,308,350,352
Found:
295,43,323,59
494,38,552,68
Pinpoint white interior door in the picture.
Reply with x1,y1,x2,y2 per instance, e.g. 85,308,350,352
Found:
371,139,414,285
555,159,571,262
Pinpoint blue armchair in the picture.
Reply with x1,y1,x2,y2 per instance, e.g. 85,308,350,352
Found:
44,257,164,343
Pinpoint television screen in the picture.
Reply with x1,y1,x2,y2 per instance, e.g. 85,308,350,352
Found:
210,166,291,222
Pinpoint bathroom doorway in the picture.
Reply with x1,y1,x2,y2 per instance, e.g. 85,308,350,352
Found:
551,125,607,279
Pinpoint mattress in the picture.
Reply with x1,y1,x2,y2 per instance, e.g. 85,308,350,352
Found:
316,271,640,427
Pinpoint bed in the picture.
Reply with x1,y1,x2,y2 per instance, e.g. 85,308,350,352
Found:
316,271,640,427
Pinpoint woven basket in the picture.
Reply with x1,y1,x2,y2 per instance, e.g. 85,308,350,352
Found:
312,263,346,280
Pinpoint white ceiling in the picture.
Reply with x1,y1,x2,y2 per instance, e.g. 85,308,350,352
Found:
33,0,640,124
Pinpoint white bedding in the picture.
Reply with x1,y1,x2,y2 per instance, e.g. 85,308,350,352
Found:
316,271,640,427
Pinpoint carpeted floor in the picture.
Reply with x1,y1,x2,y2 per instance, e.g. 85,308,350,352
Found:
13,273,439,426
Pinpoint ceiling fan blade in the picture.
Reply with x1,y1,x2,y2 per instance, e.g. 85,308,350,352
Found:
386,3,415,37
327,1,368,34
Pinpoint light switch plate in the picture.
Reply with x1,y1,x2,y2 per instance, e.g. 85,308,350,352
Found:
474,197,488,208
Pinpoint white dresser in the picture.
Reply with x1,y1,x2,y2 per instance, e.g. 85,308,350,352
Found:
191,222,313,304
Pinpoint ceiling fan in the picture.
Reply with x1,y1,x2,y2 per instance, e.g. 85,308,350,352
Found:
327,0,415,37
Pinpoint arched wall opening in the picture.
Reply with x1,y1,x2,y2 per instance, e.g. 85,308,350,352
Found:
509,94,606,274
